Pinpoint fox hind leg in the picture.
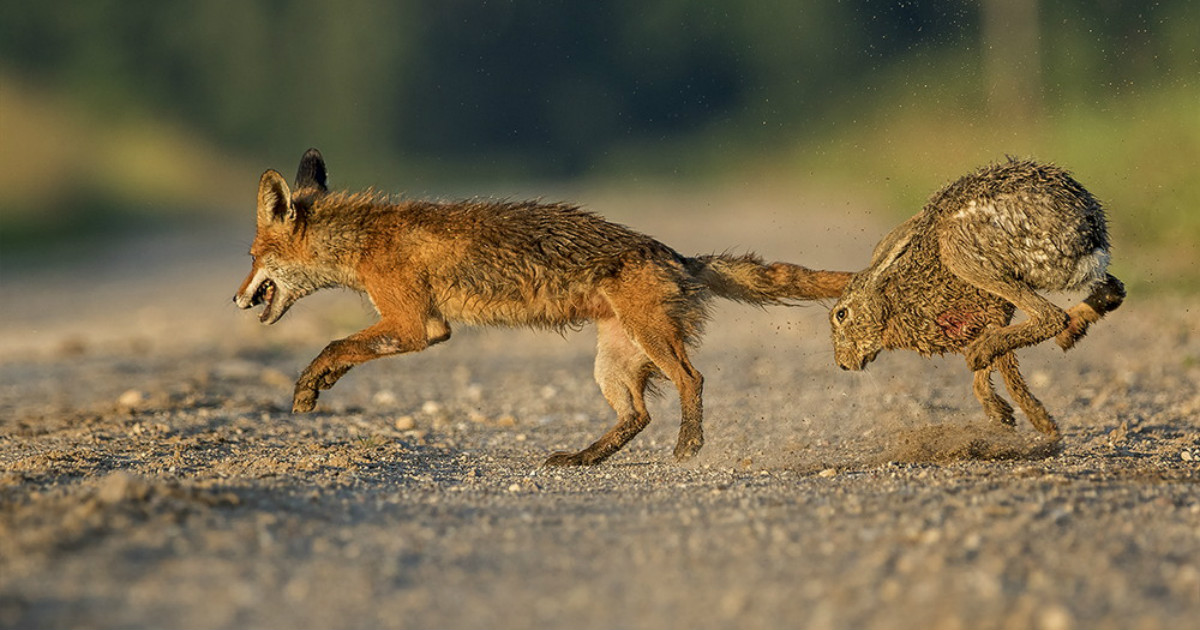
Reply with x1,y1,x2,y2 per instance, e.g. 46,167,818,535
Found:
606,298,705,461
544,318,654,466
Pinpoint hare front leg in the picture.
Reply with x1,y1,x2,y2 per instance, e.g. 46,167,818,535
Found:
994,352,1060,437
972,361,1016,429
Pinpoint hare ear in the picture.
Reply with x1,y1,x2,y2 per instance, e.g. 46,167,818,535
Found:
865,229,913,284
295,148,328,192
257,170,295,225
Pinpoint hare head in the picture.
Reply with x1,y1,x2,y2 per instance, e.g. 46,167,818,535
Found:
829,272,888,370
829,220,916,370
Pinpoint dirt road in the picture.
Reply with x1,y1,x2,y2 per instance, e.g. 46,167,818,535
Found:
1,190,1197,629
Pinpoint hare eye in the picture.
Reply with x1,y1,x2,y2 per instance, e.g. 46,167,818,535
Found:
834,308,848,323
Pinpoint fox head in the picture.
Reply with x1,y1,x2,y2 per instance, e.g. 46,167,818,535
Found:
233,148,332,325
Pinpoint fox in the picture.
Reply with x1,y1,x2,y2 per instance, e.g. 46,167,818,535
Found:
234,149,852,466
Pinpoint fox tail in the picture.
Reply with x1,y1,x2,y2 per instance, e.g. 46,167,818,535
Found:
687,253,852,305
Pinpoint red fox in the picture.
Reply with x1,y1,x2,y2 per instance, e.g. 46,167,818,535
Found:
234,149,851,465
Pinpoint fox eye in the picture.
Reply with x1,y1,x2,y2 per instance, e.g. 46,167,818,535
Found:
834,307,848,323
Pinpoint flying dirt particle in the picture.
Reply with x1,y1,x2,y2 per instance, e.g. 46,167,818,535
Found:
58,336,88,357
879,423,1061,464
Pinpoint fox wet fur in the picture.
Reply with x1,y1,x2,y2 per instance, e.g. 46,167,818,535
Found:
829,158,1125,437
235,149,852,465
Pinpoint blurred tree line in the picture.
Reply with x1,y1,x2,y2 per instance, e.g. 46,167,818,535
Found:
2,0,1193,180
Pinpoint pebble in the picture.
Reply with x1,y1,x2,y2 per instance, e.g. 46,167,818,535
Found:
118,389,146,408
818,468,837,478
1181,450,1193,462
1036,604,1073,630
394,416,416,431
421,401,443,415
373,390,398,406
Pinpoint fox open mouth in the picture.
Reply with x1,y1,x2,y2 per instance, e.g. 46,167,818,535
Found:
253,278,277,322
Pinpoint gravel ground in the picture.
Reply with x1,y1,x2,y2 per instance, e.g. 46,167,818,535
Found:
1,190,1197,629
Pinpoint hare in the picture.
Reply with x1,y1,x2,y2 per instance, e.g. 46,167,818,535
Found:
829,159,1125,437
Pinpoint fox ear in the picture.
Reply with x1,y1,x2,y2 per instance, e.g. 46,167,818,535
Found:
257,170,295,225
295,148,328,192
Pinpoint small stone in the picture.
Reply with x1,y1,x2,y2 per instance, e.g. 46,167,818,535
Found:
507,483,521,493
372,390,398,406
496,414,517,427
118,389,145,408
818,468,837,478
1036,604,1073,630
1181,450,1193,462
421,401,442,415
394,416,416,431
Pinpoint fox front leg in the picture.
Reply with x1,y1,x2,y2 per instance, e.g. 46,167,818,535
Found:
291,317,450,413
292,339,370,412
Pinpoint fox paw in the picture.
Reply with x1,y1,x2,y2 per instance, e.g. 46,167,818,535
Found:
543,450,597,467
292,388,318,413
673,425,705,461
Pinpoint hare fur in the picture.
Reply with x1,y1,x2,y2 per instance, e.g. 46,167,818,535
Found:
829,159,1125,437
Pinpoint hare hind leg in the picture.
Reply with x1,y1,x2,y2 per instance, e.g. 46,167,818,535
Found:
544,318,654,466
943,257,1070,370
1056,273,1126,350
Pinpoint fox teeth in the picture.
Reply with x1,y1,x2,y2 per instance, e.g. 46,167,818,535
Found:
254,279,276,306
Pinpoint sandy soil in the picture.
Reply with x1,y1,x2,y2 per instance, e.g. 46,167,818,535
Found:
1,188,1197,629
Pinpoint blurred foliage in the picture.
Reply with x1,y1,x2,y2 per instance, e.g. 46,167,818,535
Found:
1,1,991,178
0,0,1196,288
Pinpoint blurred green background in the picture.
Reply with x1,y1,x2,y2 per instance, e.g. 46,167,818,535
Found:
1,0,1196,290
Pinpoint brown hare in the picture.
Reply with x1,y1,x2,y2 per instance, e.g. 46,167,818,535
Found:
829,159,1125,437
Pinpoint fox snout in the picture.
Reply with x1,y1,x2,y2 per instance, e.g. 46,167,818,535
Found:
234,268,284,324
